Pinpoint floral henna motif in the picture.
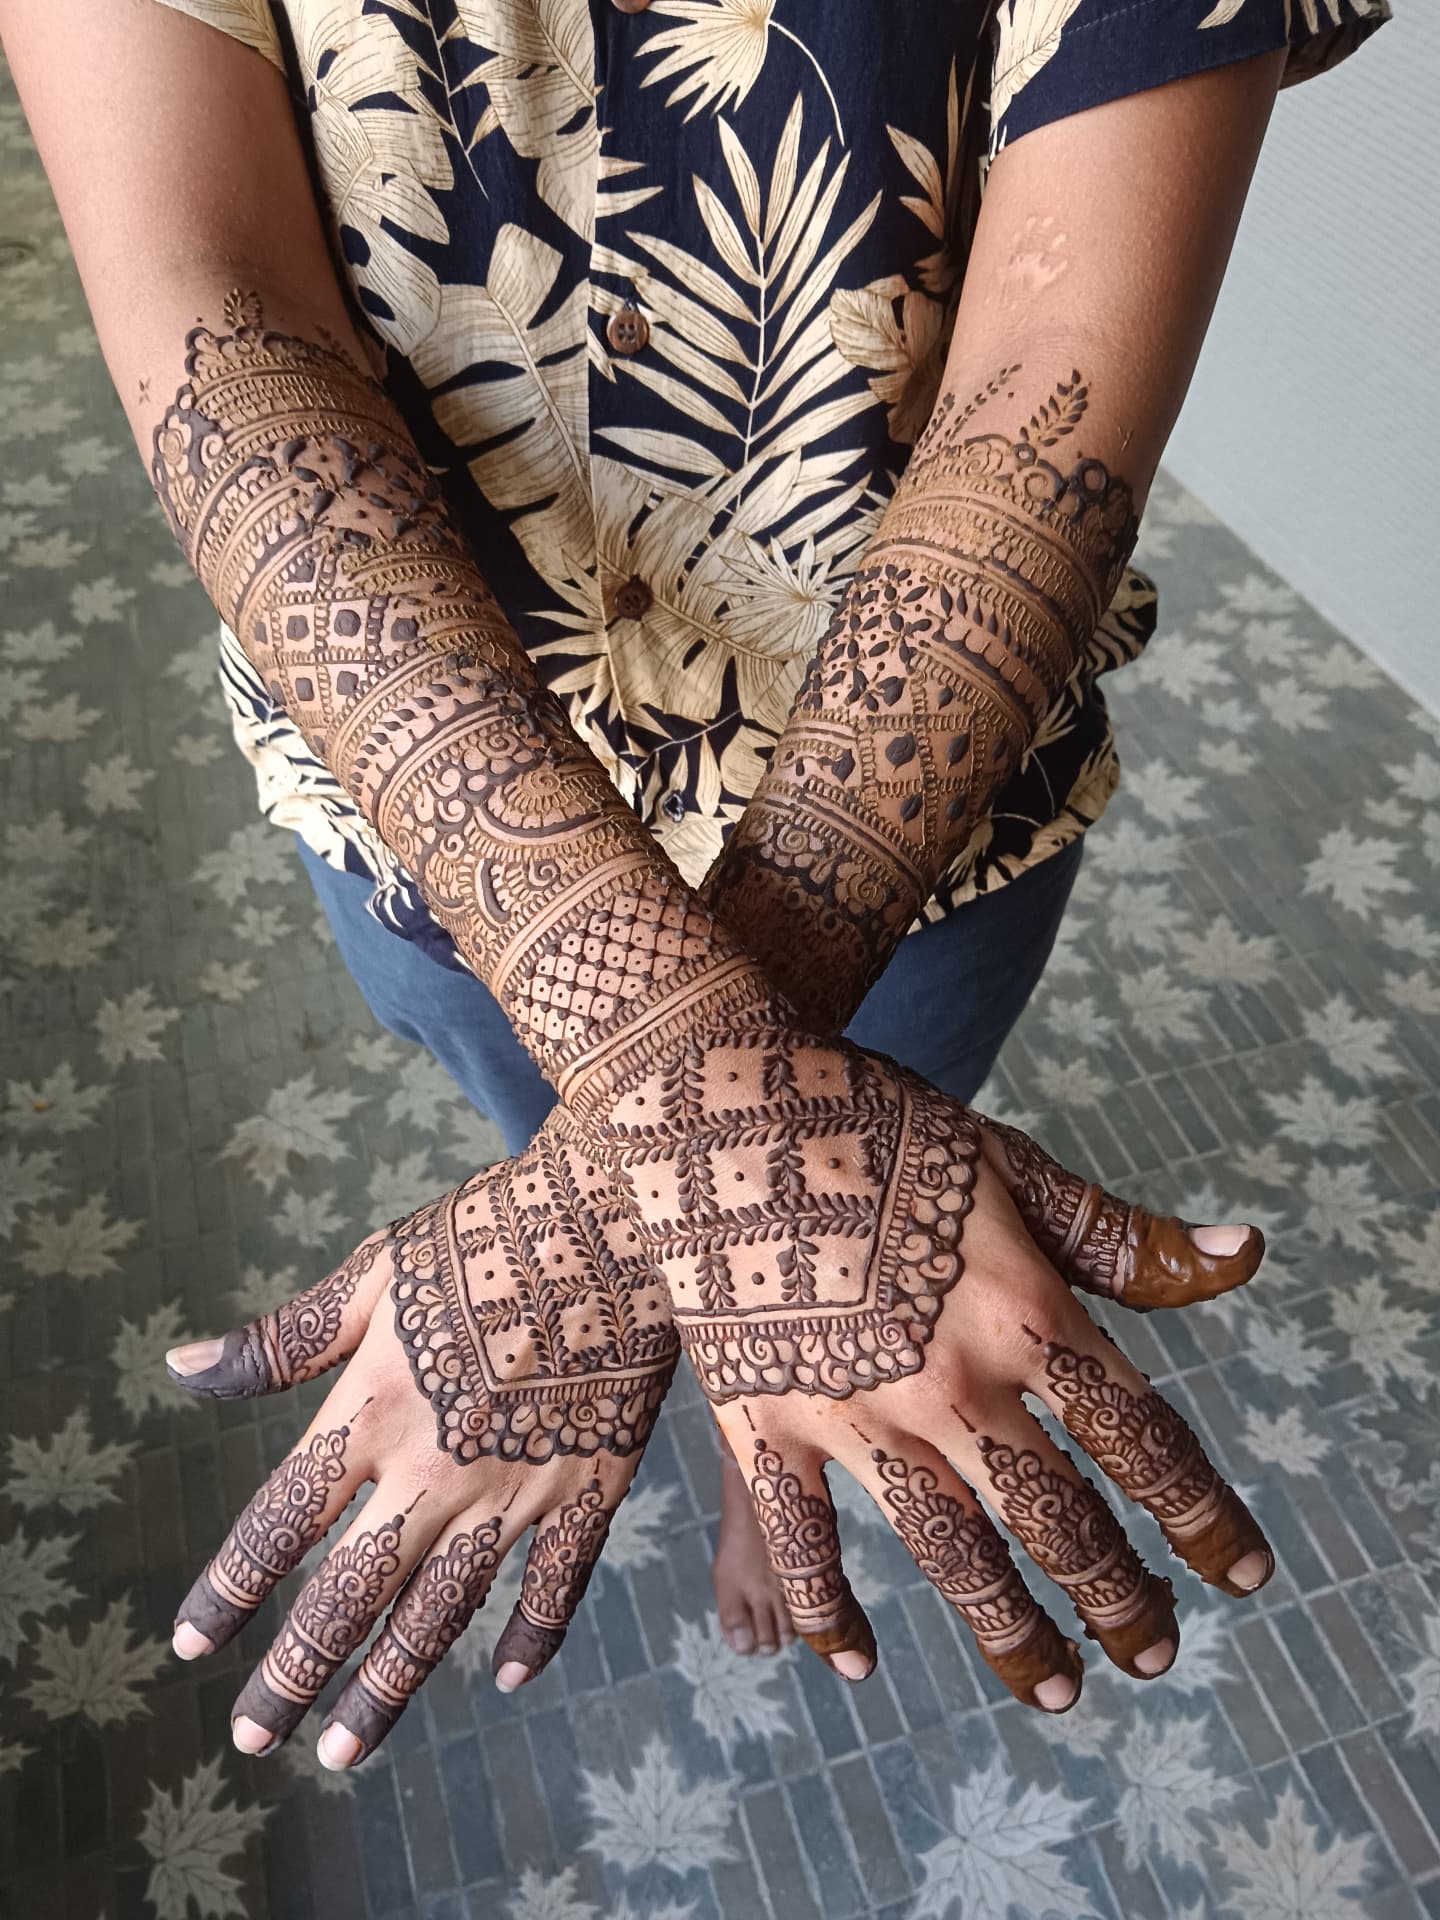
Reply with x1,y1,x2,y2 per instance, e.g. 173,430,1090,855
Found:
970,1420,1177,1676
149,307,771,1102
869,1447,1079,1702
490,1479,613,1679
707,369,1138,1033
168,1238,387,1398
176,1426,352,1645
333,1518,505,1754
746,1439,872,1664
232,1514,408,1740
983,1121,1263,1308
1039,1341,1270,1592
390,1110,677,1463
599,1037,981,1402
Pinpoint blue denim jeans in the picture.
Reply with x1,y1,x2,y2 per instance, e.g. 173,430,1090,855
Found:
299,838,1084,1156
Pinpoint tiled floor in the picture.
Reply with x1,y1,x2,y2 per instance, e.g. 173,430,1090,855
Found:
3,58,1440,1920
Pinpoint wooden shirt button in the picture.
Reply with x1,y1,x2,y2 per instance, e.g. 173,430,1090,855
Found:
605,305,650,355
614,576,653,620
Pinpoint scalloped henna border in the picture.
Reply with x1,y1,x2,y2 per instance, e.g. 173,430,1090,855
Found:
679,1079,981,1401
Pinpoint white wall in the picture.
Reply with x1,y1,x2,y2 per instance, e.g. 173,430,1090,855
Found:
1164,8,1439,716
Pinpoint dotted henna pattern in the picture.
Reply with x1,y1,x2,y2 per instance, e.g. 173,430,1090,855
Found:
708,367,1138,1035
598,1035,981,1401
389,1108,677,1462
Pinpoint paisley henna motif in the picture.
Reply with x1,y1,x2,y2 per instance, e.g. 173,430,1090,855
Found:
745,1439,873,1667
1039,1341,1271,1592
233,1514,408,1741
175,1425,352,1645
490,1479,613,1680
330,1518,505,1756
869,1447,1079,1703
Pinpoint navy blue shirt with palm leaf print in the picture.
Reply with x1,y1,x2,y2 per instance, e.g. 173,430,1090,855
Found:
158,0,1387,973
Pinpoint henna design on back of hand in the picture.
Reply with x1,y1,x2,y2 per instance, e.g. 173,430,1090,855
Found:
391,1108,678,1460
598,1035,980,1401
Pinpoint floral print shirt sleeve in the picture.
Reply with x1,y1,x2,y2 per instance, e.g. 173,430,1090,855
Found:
150,0,1388,969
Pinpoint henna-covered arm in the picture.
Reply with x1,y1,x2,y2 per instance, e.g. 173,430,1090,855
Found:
708,50,1289,1034
6,0,779,1116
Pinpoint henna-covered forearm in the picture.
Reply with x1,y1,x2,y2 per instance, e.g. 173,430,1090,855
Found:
706,365,1138,1035
150,296,777,1110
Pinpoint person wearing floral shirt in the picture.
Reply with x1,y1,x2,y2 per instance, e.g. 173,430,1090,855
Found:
3,0,1386,1780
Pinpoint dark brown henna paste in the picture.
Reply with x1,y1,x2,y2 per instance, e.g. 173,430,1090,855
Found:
971,1428,1177,1677
490,1479,613,1681
149,304,774,1103
233,1513,408,1742
745,1439,873,1669
708,370,1138,1035
984,1121,1263,1309
168,1238,387,1399
1038,1341,1271,1594
392,1108,676,1462
870,1447,1080,1707
330,1518,504,1756
176,1425,352,1645
598,1040,981,1403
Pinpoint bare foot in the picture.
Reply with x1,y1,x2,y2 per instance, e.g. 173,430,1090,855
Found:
713,1442,796,1656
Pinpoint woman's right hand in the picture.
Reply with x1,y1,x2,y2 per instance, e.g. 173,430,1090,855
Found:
165,1109,678,1770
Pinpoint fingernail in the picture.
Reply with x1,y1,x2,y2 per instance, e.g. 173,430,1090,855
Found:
232,1715,279,1756
167,1338,225,1376
1134,1637,1176,1677
1034,1671,1080,1712
172,1622,213,1660
494,1661,531,1694
828,1649,871,1681
1226,1549,1273,1593
1189,1223,1249,1257
726,1628,755,1655
318,1724,363,1770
